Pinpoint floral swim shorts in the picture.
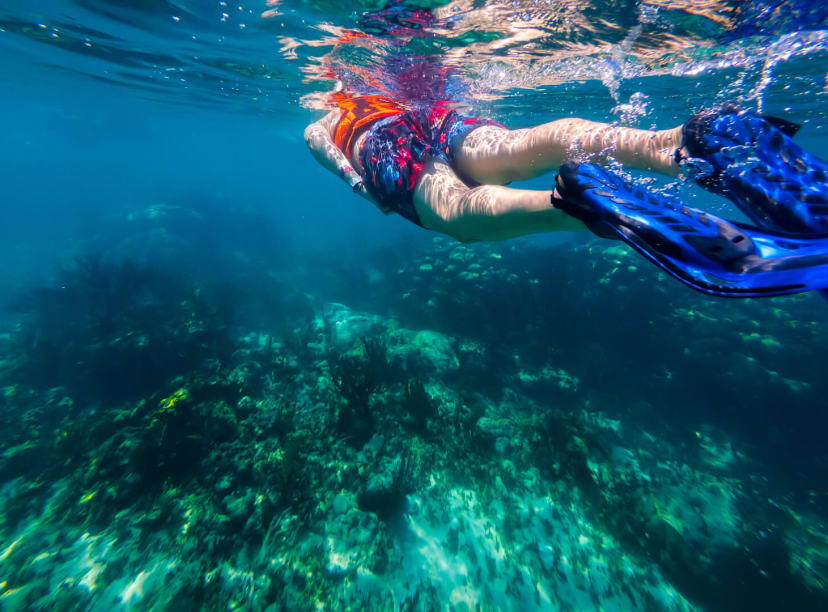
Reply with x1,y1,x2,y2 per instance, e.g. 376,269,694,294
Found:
358,105,502,226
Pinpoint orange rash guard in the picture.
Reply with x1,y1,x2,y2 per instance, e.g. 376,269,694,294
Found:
331,92,406,155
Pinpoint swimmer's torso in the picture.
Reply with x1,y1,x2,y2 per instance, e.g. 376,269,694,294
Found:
329,92,407,171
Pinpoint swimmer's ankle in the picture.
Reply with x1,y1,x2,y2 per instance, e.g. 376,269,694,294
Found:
659,125,685,174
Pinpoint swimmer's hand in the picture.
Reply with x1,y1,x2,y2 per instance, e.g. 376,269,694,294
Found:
343,165,367,195
347,170,389,213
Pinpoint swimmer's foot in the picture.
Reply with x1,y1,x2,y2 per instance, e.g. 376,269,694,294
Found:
553,161,828,298
681,105,828,234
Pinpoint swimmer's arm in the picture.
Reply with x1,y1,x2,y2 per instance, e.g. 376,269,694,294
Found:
304,115,370,199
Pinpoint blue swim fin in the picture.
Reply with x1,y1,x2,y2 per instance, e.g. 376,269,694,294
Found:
682,106,828,235
553,162,828,298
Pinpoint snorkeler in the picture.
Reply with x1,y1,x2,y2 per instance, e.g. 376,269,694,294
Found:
297,0,828,298
306,94,828,298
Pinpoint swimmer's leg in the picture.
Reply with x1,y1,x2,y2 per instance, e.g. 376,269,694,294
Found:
453,120,683,185
413,158,585,242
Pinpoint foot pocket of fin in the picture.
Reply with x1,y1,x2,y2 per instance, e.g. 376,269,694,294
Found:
682,106,828,235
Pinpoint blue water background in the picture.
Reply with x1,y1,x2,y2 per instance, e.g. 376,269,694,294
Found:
2,1,828,609
0,61,414,310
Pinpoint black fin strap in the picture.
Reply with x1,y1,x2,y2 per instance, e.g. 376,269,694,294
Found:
761,115,801,137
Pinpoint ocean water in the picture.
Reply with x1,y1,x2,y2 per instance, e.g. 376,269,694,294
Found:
1,1,828,610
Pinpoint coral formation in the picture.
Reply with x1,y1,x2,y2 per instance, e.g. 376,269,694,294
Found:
1,232,827,611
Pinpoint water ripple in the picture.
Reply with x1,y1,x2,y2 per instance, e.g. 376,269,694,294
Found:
1,0,826,120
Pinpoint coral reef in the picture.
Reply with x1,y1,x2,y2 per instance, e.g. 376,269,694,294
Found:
1,234,827,611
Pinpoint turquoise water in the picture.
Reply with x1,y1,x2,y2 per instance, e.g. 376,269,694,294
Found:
1,1,828,610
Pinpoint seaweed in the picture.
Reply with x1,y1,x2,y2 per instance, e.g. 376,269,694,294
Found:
361,334,395,384
358,454,412,521
401,378,436,434
7,252,236,404
328,350,379,447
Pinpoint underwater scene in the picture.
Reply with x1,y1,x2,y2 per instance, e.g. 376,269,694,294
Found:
2,0,828,610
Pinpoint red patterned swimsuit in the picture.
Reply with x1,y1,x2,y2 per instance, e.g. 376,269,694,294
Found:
331,92,502,226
